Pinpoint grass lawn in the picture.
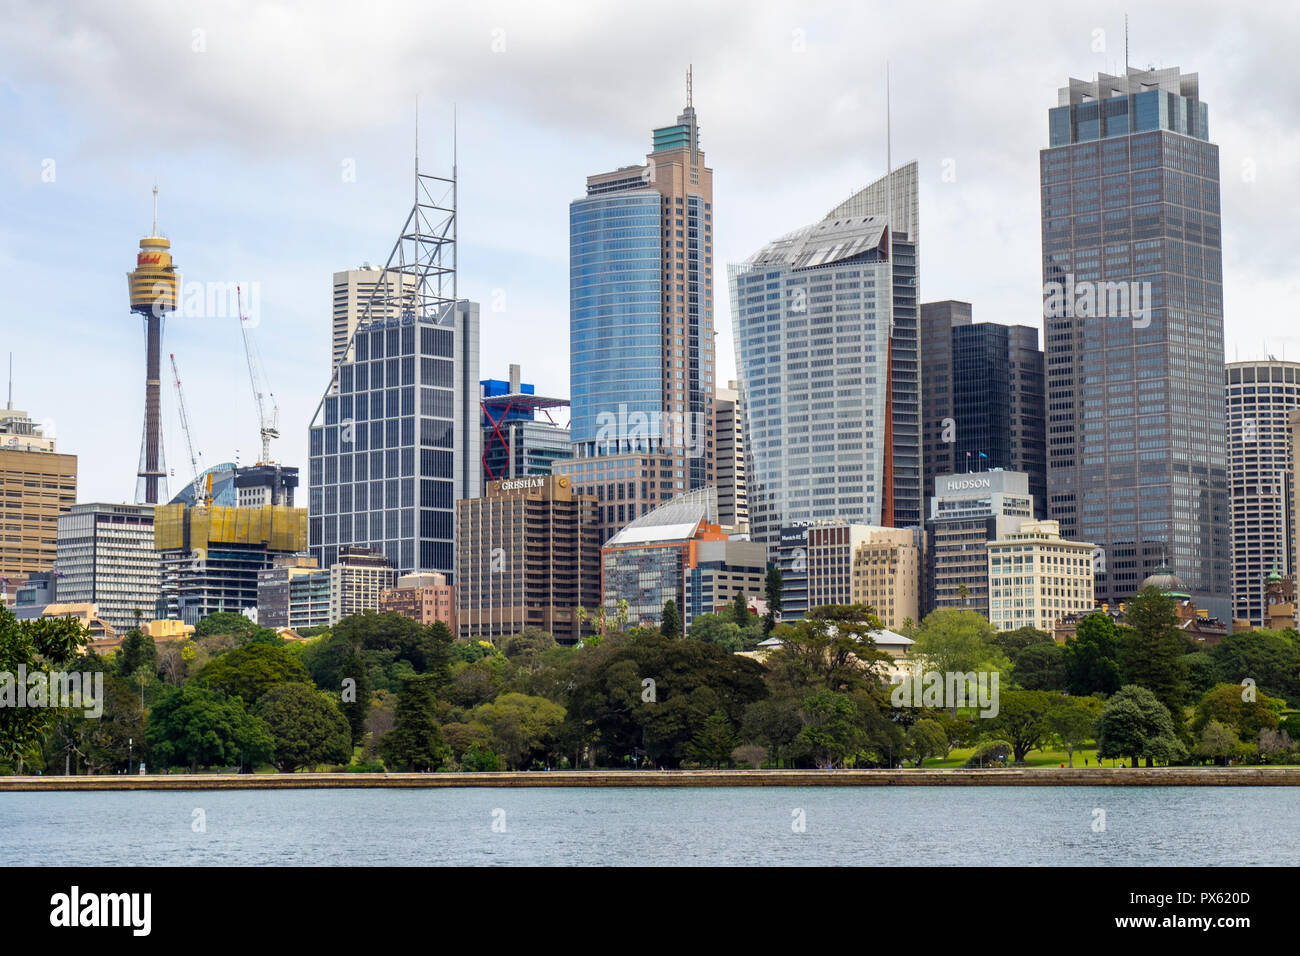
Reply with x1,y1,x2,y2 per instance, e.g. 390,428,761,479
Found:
920,744,1122,770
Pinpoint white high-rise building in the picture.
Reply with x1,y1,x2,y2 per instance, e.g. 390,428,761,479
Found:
1226,360,1300,627
730,162,920,549
55,503,160,633
987,520,1096,632
332,266,416,372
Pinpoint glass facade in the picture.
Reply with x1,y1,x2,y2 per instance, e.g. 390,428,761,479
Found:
570,192,663,446
309,301,480,578
1041,68,1229,615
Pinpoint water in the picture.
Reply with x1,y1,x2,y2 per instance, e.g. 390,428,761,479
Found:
1,786,1293,865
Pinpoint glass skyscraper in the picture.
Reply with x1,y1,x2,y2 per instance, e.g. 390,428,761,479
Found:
556,92,715,544
731,162,921,548
309,300,480,578
1040,66,1229,616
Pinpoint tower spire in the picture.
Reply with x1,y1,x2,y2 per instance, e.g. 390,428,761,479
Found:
687,64,693,107
151,184,159,236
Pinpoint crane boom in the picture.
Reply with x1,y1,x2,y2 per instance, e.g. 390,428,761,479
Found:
169,352,204,506
237,285,279,464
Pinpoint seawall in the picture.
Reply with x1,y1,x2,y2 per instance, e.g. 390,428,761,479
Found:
2,767,1299,790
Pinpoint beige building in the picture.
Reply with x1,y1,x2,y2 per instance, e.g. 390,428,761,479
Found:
806,524,922,629
331,265,416,372
987,520,1095,632
380,571,456,629
851,527,924,630
328,545,396,624
457,475,601,645
713,381,747,533
0,407,76,603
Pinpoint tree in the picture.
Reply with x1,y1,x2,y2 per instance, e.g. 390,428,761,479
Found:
1063,613,1122,697
254,682,353,772
1193,720,1238,766
382,675,451,771
116,629,158,679
688,613,747,653
196,642,311,706
798,689,861,768
730,591,751,627
904,718,949,767
660,599,682,639
194,611,259,641
470,692,566,769
688,710,738,767
0,606,88,767
1191,683,1281,741
1047,696,1100,767
741,697,804,767
767,605,892,697
912,609,1009,677
1209,631,1300,705
994,626,1053,659
146,683,274,772
1012,642,1068,691
45,655,145,775
1118,586,1188,723
763,567,783,636
1095,684,1181,767
983,690,1054,763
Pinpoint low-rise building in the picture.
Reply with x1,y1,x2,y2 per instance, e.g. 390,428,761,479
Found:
329,546,396,624
987,520,1095,632
257,556,330,630
380,571,456,629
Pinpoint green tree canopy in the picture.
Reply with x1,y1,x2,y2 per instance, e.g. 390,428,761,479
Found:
0,606,89,766
382,674,451,771
1063,612,1122,697
196,641,311,706
660,599,682,640
254,682,353,772
146,682,274,772
1095,684,1182,767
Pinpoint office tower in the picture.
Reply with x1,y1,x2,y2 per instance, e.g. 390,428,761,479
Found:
851,526,924,631
257,556,330,630
1041,67,1229,617
602,488,765,629
328,545,396,624
804,524,922,629
54,503,160,634
555,82,716,543
713,380,748,532
310,158,478,579
775,525,811,621
481,364,572,482
1226,360,1300,627
925,469,1035,615
921,301,1047,516
333,266,416,372
155,501,307,623
731,162,920,548
456,475,601,645
0,403,76,602
127,188,178,505
380,572,456,629
920,300,971,487
987,519,1096,632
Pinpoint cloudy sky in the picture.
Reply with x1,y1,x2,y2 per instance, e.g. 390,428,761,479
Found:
3,0,1297,504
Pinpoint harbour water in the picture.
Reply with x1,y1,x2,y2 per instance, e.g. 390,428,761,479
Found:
1,786,1292,866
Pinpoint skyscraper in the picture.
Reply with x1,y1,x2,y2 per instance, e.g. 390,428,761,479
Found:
55,502,160,634
921,301,1047,516
0,403,76,602
332,266,416,373
1040,67,1229,616
481,364,572,482
713,380,748,532
730,162,920,548
309,163,481,578
555,80,715,543
1226,360,1300,627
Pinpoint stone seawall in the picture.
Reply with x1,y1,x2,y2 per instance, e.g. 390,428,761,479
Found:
2,768,1299,790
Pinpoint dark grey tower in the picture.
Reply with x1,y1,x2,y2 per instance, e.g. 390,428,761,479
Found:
1041,66,1229,617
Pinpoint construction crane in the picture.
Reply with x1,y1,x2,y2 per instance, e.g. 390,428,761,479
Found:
237,285,279,464
169,352,205,506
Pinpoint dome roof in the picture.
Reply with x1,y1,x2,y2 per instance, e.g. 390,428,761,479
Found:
1142,565,1189,596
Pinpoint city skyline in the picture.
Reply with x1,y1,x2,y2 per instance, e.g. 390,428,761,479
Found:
3,2,1297,505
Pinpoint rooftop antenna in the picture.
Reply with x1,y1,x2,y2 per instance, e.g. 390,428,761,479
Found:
151,184,159,236
1124,13,1129,75
687,64,693,107
6,352,11,410
415,95,420,200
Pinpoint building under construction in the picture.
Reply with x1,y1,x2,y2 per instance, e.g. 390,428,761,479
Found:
127,188,178,505
155,501,307,624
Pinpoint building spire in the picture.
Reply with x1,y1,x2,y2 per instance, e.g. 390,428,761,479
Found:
687,64,693,107
151,184,159,236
